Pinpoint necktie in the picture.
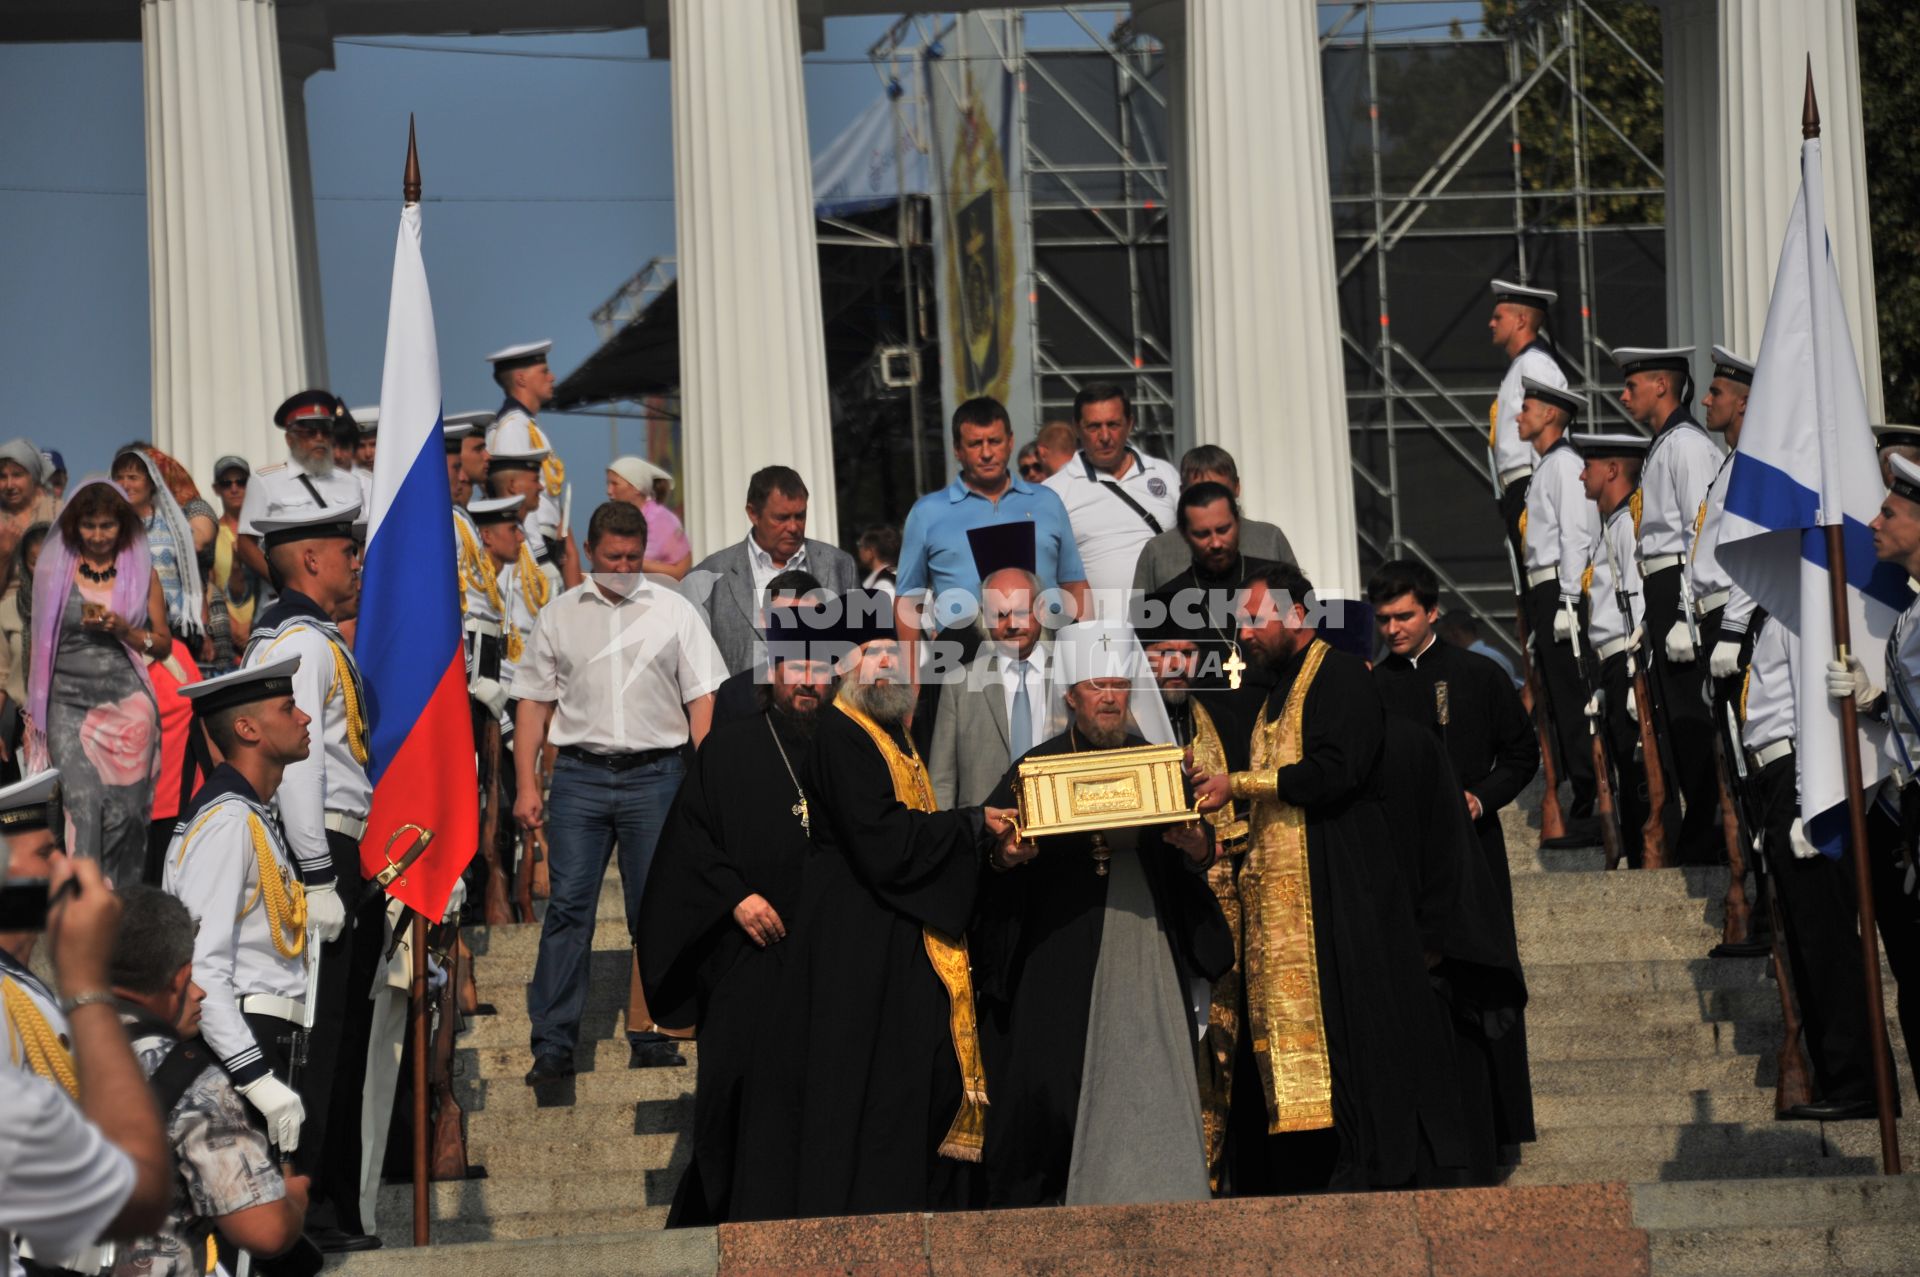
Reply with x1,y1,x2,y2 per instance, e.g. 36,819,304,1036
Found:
1010,659,1033,761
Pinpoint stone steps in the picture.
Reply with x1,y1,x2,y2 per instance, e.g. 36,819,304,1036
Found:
335,1229,715,1276
1637,1175,1920,1276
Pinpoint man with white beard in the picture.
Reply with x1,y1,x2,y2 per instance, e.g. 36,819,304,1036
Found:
235,391,366,582
731,590,1020,1221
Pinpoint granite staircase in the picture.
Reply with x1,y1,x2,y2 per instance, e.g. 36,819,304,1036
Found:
330,787,1920,1276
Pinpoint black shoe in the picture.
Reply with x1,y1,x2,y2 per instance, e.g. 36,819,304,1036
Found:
1781,1098,1878,1122
309,1228,383,1254
1542,819,1601,850
524,1051,575,1085
629,1039,687,1069
1709,938,1774,959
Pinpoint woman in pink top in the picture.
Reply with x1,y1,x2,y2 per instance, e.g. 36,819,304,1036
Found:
606,456,693,579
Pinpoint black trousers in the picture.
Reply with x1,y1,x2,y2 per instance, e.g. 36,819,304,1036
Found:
305,827,384,1235
1867,801,1920,1083
1525,583,1595,813
1497,474,1531,571
1641,566,1720,863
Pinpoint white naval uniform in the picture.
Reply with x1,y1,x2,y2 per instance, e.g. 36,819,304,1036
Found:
237,458,365,538
244,611,372,885
1740,618,1796,756
1522,436,1597,607
1688,451,1738,615
1882,598,1920,786
1,952,68,1078
1492,340,1568,483
455,505,506,699
496,548,546,694
162,793,308,1086
1638,416,1722,565
1586,503,1644,655
358,897,416,1233
489,404,566,545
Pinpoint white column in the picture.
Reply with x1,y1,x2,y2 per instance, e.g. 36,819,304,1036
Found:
1145,0,1359,593
1662,0,1722,391
280,33,330,384
669,0,837,557
143,0,312,487
1716,0,1880,417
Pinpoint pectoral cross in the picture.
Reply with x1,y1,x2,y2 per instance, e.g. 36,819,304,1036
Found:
1223,644,1247,691
793,797,811,837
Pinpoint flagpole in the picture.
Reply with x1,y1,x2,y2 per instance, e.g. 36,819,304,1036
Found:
399,114,438,1238
1806,66,1902,1176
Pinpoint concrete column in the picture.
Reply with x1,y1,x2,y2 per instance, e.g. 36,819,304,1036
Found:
1661,0,1880,413
1142,0,1359,593
142,0,313,485
668,0,837,556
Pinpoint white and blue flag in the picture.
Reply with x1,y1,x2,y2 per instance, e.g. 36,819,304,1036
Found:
1718,116,1912,857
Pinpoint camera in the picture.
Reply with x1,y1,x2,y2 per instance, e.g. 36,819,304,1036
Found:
0,879,50,931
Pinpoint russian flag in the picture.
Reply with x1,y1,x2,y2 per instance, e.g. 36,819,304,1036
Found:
357,193,477,917
1718,116,1912,857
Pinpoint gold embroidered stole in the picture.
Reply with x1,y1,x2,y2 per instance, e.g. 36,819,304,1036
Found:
835,700,989,1163
1241,638,1335,1133
1188,698,1243,1186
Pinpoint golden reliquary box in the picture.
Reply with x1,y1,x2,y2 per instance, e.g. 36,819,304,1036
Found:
1014,743,1197,839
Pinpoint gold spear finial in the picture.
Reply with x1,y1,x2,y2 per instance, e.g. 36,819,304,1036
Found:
1803,57,1821,140
403,114,422,204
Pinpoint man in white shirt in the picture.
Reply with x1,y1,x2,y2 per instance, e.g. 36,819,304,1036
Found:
234,391,366,584
929,526,1062,808
513,501,728,1083
1486,279,1570,552
1043,383,1179,619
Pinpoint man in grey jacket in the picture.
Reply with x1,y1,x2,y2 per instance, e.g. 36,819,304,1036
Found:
681,466,857,674
1130,445,1295,593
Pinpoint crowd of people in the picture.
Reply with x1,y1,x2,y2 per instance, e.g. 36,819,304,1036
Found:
9,285,1920,1270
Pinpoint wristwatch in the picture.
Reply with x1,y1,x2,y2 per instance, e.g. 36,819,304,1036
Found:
60,989,117,1014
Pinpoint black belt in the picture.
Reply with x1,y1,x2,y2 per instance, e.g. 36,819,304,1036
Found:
557,744,676,771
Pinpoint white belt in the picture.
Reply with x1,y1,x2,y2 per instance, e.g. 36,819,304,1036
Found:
239,993,304,1023
1595,635,1632,661
325,811,368,839
1747,739,1794,770
1500,465,1534,488
1694,588,1731,617
1526,565,1559,588
464,619,502,638
1644,553,1684,574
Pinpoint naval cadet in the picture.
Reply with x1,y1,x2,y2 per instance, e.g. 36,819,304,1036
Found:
1612,345,1722,863
2,770,72,1090
485,341,568,566
241,504,381,1251
1487,279,1570,553
1518,377,1600,835
235,391,365,585
351,405,378,472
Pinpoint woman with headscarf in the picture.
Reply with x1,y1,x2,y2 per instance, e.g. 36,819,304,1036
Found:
606,455,694,579
111,445,210,655
26,480,169,884
0,521,49,784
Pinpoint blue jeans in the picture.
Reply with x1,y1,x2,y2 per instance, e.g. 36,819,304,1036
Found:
526,751,685,1059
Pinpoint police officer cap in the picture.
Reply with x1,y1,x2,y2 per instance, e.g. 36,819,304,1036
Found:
181,656,302,719
1490,278,1557,311
1609,346,1694,377
0,769,62,834
1709,345,1755,385
1521,377,1583,418
484,341,553,373
273,389,342,429
468,495,524,526
255,501,365,550
1568,431,1652,460
1889,453,1920,505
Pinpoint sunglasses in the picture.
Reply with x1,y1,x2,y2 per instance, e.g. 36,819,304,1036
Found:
1019,464,1046,479
216,476,248,490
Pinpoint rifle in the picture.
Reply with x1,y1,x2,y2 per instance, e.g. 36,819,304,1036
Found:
1709,693,1762,955
476,712,513,926
1508,537,1567,842
1601,524,1671,867
1568,604,1626,869
428,920,470,1181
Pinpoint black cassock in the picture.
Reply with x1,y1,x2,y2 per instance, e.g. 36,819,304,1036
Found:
1225,642,1464,1193
1372,639,1538,1147
1378,715,1533,1179
729,705,988,1221
637,710,811,1226
974,730,1233,1207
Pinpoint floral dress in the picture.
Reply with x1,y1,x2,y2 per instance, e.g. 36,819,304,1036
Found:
40,583,160,884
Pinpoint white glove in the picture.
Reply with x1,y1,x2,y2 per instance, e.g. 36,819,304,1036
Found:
237,1074,305,1152
1665,621,1696,664
1583,692,1604,721
441,876,468,926
1826,655,1881,711
305,881,347,945
1788,817,1820,861
1553,606,1574,644
1710,640,1742,681
471,677,509,718
1626,687,1639,723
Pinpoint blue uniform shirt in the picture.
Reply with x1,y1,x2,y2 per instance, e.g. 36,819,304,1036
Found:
896,474,1087,602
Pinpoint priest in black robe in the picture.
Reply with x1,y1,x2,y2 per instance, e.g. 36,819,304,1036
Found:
1191,564,1457,1193
730,591,1019,1221
638,603,836,1226
976,620,1232,1208
1366,561,1538,1153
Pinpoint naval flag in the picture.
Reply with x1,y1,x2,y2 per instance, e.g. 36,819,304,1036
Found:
1717,102,1913,857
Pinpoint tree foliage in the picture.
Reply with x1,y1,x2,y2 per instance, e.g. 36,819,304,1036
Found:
1859,0,1920,421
